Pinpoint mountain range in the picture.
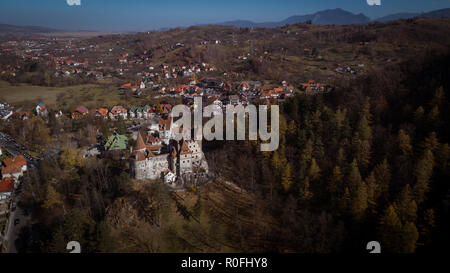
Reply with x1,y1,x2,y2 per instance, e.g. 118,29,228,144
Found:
0,23,62,34
0,7,449,34
216,7,450,28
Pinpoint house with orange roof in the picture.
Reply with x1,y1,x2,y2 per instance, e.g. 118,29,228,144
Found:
1,155,27,181
93,108,108,119
120,83,132,89
0,177,14,214
109,105,128,120
260,90,273,100
36,103,48,117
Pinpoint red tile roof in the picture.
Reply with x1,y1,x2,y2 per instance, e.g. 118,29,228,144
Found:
0,177,14,193
2,155,27,175
136,132,146,150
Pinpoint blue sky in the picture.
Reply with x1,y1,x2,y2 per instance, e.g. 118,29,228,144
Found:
0,0,449,31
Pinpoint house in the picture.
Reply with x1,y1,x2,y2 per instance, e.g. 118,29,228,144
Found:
72,106,89,119
1,155,27,182
36,103,48,117
0,177,14,215
260,90,272,100
147,108,156,119
239,82,250,91
142,105,151,119
94,108,108,119
109,106,128,120
129,106,137,119
104,133,128,151
120,83,132,89
55,110,64,118
12,111,31,120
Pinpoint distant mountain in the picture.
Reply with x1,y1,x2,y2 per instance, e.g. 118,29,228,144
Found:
220,8,370,28
374,8,450,23
217,7,450,28
374,12,421,23
0,23,63,34
422,8,450,19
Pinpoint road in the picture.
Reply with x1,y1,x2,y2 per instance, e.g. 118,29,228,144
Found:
0,131,37,164
2,181,32,253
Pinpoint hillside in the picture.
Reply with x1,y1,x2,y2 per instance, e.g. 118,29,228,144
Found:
0,23,62,34
375,8,450,23
216,7,450,28
219,8,371,28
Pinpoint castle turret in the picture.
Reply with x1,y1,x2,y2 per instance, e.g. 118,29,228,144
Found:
136,131,146,151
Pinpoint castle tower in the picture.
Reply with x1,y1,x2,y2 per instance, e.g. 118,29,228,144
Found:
136,131,146,151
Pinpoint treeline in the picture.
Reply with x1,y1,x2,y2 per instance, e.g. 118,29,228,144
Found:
204,52,450,253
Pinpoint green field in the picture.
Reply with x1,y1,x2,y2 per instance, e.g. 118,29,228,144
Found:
0,81,123,110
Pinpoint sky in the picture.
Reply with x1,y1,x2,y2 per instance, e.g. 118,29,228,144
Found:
0,0,449,31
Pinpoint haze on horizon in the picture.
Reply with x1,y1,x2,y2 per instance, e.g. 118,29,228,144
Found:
0,0,449,32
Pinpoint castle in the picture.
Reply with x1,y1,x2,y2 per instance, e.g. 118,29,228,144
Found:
129,117,208,184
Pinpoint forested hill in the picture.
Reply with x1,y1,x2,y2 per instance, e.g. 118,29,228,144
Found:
204,51,450,253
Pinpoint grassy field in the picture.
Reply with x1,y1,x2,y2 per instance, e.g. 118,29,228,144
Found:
0,81,123,110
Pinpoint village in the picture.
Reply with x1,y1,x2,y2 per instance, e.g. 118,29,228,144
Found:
0,31,342,241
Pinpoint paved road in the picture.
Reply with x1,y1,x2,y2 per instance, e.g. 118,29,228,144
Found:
0,131,36,163
4,204,29,253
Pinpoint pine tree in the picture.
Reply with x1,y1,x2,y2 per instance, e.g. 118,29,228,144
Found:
327,166,343,195
373,159,391,200
351,180,368,220
418,209,435,247
308,157,321,181
413,149,434,204
352,133,371,170
365,172,378,213
394,185,417,223
42,184,62,210
436,143,450,170
335,108,347,130
414,106,425,123
378,205,403,253
421,132,440,154
281,163,293,192
430,86,445,108
347,159,362,192
398,129,413,156
299,177,313,201
401,222,419,253
336,146,346,167
302,138,314,163
339,187,351,213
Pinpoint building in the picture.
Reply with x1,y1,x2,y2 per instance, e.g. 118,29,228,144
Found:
93,108,108,119
0,177,14,215
72,106,89,119
36,103,48,117
158,116,173,144
130,132,169,180
130,131,208,183
110,106,128,120
1,155,27,182
104,133,128,151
